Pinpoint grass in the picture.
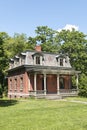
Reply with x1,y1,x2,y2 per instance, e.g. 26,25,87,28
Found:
0,98,87,130
66,96,87,102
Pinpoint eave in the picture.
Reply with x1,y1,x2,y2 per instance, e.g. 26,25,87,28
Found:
8,65,81,75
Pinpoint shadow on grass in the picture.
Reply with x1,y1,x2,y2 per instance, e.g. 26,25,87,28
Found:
0,99,18,107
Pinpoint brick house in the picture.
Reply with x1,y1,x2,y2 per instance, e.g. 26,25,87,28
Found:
8,45,80,99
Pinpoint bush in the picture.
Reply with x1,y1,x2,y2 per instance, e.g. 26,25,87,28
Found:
78,73,87,97
0,84,3,98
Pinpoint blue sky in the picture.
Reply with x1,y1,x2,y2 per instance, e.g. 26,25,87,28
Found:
0,0,87,37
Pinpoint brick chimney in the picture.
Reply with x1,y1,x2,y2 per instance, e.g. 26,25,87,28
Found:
35,45,41,52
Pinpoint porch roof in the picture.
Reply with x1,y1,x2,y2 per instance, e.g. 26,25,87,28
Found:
26,66,80,75
8,65,81,75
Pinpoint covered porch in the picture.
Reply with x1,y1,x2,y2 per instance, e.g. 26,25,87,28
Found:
28,69,79,98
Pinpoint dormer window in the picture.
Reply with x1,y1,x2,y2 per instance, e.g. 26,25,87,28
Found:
14,56,19,67
19,53,26,65
36,56,40,64
56,54,66,67
9,59,14,69
32,52,44,65
20,56,25,65
60,58,63,66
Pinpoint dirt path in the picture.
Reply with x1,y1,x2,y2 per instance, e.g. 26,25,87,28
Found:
69,100,87,104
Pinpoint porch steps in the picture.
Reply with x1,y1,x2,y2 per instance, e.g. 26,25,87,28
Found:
46,95,62,100
36,94,62,100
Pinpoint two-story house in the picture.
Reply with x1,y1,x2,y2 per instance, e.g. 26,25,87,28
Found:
8,45,80,99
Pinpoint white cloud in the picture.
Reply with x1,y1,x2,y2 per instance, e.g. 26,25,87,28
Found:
58,24,79,32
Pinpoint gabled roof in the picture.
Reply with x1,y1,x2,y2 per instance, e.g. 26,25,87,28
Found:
56,53,67,59
32,52,44,57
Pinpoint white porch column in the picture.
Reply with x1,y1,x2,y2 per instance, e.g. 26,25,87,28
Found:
69,75,71,89
57,74,60,95
34,73,37,96
76,74,78,90
44,74,46,95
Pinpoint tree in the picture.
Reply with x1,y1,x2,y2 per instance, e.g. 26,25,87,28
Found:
3,33,28,58
0,33,28,97
26,36,37,50
56,29,87,74
55,29,87,97
0,32,10,97
35,26,60,53
78,74,87,97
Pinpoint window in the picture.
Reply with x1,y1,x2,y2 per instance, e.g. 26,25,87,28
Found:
20,77,23,90
9,59,14,69
59,77,65,89
14,61,17,66
16,59,19,65
60,58,63,66
32,52,43,65
10,79,12,90
20,57,25,65
10,62,14,69
36,56,40,64
14,78,17,90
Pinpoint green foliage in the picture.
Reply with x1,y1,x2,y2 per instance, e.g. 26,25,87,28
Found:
3,33,28,58
71,75,77,88
57,30,87,74
35,26,60,53
0,84,3,98
0,32,9,73
26,36,37,50
0,33,28,95
79,74,87,97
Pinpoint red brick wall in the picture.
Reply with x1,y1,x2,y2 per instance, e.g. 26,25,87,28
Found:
25,74,71,92
65,76,69,89
30,74,34,91
47,75,57,93
29,74,43,91
23,72,29,93
37,74,43,90
35,45,41,52
8,71,72,98
60,75,71,89
8,70,29,98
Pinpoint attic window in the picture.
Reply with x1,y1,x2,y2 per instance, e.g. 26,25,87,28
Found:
36,56,40,64
60,58,63,66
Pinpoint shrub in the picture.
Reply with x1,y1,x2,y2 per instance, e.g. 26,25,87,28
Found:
78,73,87,97
0,84,3,98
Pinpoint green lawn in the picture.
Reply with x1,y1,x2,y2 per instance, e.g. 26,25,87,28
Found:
66,97,87,102
0,98,87,130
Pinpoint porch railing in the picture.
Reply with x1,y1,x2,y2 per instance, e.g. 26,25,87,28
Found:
59,89,78,96
36,90,45,94
29,90,45,95
59,89,78,93
29,89,78,96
